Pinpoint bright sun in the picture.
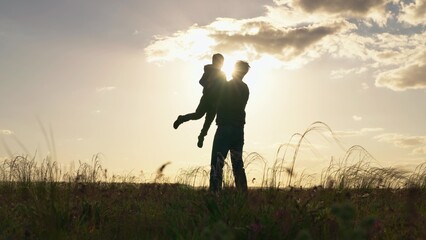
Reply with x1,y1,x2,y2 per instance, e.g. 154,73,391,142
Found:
222,61,235,80
221,53,249,80
213,52,282,81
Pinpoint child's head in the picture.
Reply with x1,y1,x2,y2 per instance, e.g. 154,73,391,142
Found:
212,53,224,69
232,61,250,80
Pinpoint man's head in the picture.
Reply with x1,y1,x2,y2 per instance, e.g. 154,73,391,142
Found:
232,61,250,80
212,53,224,69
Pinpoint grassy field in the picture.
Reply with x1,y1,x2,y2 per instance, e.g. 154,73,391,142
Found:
1,122,425,239
0,181,425,239
1,154,426,240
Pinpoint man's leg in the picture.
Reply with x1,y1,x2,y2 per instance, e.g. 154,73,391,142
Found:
230,127,248,192
209,126,230,192
197,106,216,148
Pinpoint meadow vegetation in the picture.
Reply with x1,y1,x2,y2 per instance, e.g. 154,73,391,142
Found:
1,122,425,239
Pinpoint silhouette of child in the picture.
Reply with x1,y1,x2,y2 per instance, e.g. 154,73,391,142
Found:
173,53,227,148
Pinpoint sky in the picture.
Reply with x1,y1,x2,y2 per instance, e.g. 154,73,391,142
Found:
0,0,425,184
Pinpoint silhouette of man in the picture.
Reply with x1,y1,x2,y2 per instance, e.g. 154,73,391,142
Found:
210,61,250,193
173,53,227,148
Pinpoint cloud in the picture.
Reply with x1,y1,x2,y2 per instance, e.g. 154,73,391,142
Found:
370,33,425,64
352,115,363,121
329,31,426,91
96,86,116,92
211,20,347,61
413,146,426,155
145,26,215,62
292,0,387,15
335,127,383,137
375,133,426,148
376,133,426,155
1,129,13,135
144,0,425,91
274,0,391,24
330,32,424,64
375,50,426,91
330,67,367,79
145,16,353,68
361,82,370,89
398,0,426,25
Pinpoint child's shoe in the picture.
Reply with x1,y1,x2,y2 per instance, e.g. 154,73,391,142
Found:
173,116,184,129
197,135,204,148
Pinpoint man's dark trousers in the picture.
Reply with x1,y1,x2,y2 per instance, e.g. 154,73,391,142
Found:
209,125,248,192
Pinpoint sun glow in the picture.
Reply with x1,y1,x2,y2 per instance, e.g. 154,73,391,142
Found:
221,52,251,80
222,61,235,80
221,53,283,80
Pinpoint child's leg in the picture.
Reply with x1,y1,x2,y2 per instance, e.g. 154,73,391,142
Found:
173,95,208,129
197,106,216,148
181,109,205,121
200,108,216,137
